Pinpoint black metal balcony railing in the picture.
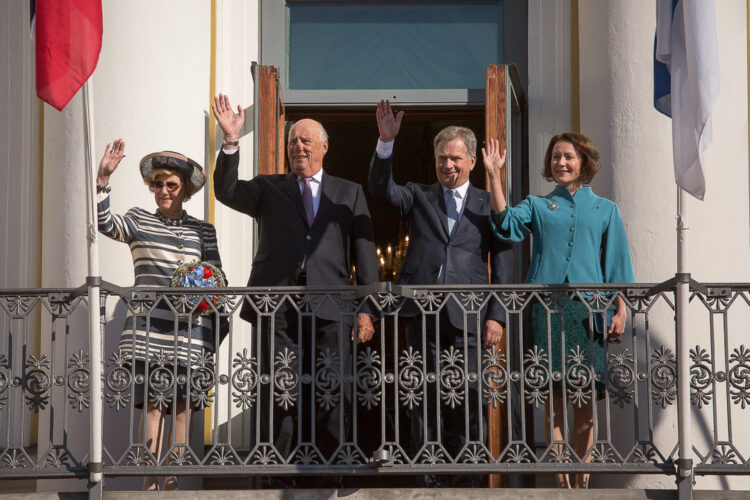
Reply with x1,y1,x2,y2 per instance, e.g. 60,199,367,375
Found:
1,282,749,490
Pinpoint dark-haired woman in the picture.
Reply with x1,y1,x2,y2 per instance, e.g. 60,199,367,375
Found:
483,133,634,488
96,139,223,490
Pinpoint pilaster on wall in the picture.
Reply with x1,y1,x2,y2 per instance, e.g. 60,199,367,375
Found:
0,1,42,470
0,2,41,290
211,0,260,449
527,0,573,197
212,0,258,297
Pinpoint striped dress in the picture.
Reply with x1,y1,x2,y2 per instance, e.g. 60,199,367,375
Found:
97,191,222,366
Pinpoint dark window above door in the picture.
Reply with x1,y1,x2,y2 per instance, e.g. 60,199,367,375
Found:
287,1,503,90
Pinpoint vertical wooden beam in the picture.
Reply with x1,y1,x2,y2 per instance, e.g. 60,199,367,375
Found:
257,66,280,176
278,92,286,174
486,65,508,196
485,64,508,489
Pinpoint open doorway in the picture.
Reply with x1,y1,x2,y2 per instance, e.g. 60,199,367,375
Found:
287,108,486,281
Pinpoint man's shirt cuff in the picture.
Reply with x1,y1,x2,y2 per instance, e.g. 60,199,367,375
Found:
375,139,394,159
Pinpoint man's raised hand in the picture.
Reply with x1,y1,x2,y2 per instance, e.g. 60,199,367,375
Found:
212,93,245,142
376,99,404,143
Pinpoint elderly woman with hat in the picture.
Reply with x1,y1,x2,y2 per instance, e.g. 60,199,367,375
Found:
96,138,223,490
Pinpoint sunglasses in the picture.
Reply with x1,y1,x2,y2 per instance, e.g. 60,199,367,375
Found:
150,181,182,191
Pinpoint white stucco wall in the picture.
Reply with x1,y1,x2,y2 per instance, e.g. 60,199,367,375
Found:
36,0,214,491
1,0,748,493
577,0,749,490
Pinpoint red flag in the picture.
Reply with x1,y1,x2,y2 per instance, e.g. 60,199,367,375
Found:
35,0,102,111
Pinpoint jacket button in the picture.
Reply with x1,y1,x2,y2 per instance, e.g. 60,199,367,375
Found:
306,235,311,240
177,244,184,249
568,242,573,247
569,227,574,232
570,214,575,218
566,257,571,261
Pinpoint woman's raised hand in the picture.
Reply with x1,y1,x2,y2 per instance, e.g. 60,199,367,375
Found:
482,138,506,179
212,93,245,143
483,138,508,213
97,138,126,186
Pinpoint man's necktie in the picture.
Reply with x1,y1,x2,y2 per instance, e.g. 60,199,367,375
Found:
445,189,458,236
302,177,315,227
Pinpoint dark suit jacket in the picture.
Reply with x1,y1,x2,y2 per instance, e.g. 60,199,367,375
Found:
214,150,378,324
369,154,512,333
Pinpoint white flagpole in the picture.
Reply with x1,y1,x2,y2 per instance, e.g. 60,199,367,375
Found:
676,186,692,497
81,81,103,489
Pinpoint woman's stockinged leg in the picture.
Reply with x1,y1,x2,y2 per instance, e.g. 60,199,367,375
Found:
545,390,571,488
163,399,191,491
141,403,166,491
571,398,595,488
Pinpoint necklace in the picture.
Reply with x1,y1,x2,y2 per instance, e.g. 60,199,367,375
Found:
155,209,187,226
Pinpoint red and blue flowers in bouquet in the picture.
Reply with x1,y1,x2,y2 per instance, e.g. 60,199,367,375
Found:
170,261,227,315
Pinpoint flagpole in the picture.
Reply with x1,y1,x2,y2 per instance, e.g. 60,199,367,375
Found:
676,186,693,499
81,81,104,494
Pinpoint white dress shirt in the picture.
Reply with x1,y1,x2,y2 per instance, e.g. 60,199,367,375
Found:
297,168,323,216
443,181,469,223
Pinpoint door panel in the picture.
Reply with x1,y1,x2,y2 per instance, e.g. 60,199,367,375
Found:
256,64,286,175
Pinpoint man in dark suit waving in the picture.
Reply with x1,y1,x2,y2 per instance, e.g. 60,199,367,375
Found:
369,100,512,484
212,94,378,463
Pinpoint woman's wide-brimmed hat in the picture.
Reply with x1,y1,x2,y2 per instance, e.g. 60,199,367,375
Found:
139,151,206,193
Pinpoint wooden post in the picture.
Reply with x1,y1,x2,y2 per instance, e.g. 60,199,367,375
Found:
485,64,508,489
257,65,285,175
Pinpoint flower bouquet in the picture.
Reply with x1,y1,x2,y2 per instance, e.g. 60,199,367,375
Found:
170,261,227,315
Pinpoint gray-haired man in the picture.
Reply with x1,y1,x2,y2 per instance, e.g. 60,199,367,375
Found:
368,99,513,486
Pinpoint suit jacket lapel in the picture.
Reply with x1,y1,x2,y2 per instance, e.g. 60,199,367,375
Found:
281,173,308,225
454,184,481,234
428,183,450,238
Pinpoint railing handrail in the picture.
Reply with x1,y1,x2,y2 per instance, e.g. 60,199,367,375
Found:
5,279,750,296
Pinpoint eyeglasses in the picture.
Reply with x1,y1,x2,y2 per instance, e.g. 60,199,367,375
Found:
150,181,182,192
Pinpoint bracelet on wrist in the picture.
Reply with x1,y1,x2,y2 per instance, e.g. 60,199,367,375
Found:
96,183,111,194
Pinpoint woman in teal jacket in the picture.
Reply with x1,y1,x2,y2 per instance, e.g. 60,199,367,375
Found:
483,132,634,489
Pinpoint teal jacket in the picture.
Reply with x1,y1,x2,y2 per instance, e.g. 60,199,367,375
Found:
490,185,635,285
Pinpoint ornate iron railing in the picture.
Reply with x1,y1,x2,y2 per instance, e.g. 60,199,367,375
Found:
1,282,749,490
